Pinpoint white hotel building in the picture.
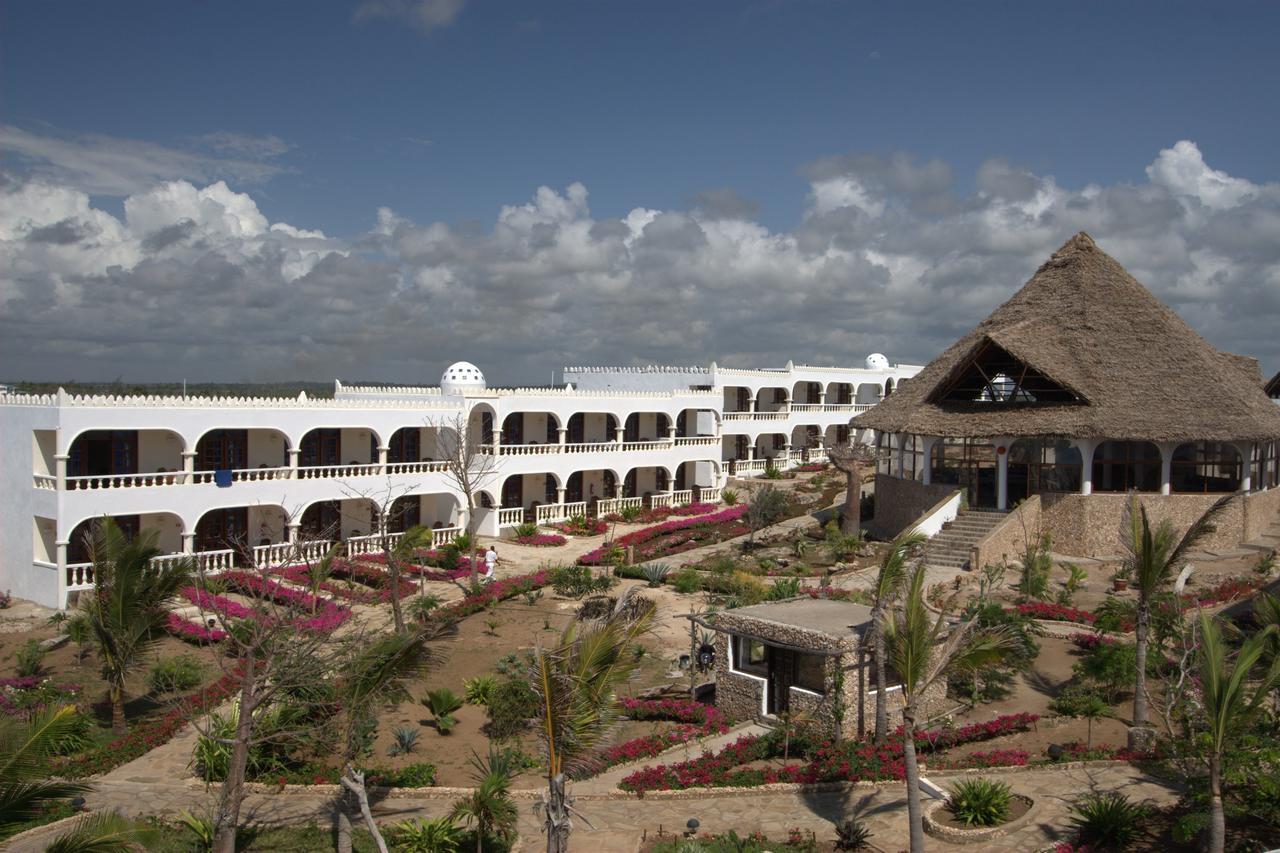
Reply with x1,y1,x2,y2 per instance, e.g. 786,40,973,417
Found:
0,356,918,609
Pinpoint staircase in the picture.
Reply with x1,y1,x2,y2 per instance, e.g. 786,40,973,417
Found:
1242,516,1280,555
922,508,1008,571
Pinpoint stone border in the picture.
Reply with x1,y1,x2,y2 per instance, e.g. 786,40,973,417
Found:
1,813,86,848
923,793,1035,844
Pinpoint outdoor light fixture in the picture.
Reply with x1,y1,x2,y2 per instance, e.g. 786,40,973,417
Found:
697,643,715,671
1047,743,1064,761
685,818,700,837
678,654,690,669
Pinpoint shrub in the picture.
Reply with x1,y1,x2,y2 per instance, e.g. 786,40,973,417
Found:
550,565,614,598
1012,601,1096,624
768,577,802,600
721,488,740,506
410,594,442,623
513,521,539,538
642,563,673,587
464,675,497,706
388,816,464,852
47,711,96,756
388,726,421,757
148,654,205,695
672,566,702,594
372,761,438,787
486,678,539,740
1074,641,1138,702
834,817,872,850
619,505,644,522
1069,791,1147,849
946,777,1013,827
424,688,464,734
14,639,45,677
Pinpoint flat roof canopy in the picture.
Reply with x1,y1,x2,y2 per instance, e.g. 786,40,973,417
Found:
723,598,874,637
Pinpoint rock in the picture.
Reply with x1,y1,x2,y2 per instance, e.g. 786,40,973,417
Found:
39,634,68,652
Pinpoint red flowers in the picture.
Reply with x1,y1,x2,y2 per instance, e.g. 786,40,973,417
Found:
1013,602,1096,624
600,699,732,769
513,533,568,547
579,506,748,565
903,712,1040,752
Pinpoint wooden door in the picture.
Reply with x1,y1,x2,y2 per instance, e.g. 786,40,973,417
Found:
767,647,794,715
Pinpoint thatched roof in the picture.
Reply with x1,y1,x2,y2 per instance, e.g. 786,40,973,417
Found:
1266,370,1280,400
854,233,1280,442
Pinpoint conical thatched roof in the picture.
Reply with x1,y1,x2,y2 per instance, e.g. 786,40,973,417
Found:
853,232,1280,442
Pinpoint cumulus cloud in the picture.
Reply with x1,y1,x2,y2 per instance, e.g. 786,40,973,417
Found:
0,124,290,197
1,139,1278,384
353,0,466,32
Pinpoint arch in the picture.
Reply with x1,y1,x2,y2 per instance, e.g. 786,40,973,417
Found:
297,497,378,541
825,381,854,404
677,407,719,435
65,511,185,565
754,432,788,459
792,424,821,449
855,383,883,406
624,411,671,442
467,403,498,443
566,468,619,503
389,492,463,531
883,377,895,397
193,504,290,558
623,465,670,498
297,426,379,467
501,411,562,445
791,380,822,405
566,412,619,444
193,426,291,471
500,472,561,510
754,386,789,413
1092,441,1162,493
1170,441,1242,493
1007,438,1083,503
66,428,187,479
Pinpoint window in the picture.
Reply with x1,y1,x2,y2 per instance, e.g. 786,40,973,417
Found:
733,636,767,677
933,339,1081,404
1093,441,1161,492
1171,442,1242,493
793,652,827,695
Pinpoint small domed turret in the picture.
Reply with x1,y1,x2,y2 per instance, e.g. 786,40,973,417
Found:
865,353,889,370
441,362,486,395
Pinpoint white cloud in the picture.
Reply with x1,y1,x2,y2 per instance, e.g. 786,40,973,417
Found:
2,140,1279,383
353,0,466,32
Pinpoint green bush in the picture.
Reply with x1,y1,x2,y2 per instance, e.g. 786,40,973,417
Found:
1069,791,1147,849
374,761,438,787
946,777,1012,827
388,726,420,757
388,815,464,852
721,488,740,506
642,563,672,587
15,639,45,677
513,521,539,539
672,566,702,594
619,505,643,522
464,675,497,706
435,543,461,571
549,565,613,599
767,577,802,600
148,654,205,694
486,678,539,741
1074,641,1138,702
424,688,464,734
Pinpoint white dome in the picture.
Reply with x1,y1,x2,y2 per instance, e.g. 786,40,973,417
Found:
441,361,486,395
865,353,890,370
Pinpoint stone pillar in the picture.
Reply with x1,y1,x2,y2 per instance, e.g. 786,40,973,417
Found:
491,430,501,450
377,445,388,467
181,450,196,483
614,426,624,444
288,523,300,544
994,437,1011,511
55,453,68,490
287,448,300,479
1159,442,1176,495
747,445,756,461
747,398,756,414
558,427,567,447
1236,441,1254,492
55,540,68,607
667,425,677,441
556,487,566,505
181,532,195,554
818,390,827,406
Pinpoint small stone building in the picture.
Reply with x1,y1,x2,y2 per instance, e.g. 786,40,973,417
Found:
707,598,946,739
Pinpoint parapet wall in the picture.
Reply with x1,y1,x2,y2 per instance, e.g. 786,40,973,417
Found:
869,475,959,539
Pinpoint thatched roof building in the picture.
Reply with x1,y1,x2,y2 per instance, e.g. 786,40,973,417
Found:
854,232,1280,443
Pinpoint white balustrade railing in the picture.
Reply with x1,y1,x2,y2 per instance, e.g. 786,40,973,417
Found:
497,507,525,527
431,526,461,547
33,474,57,490
671,489,693,505
190,466,292,484
595,496,642,516
621,440,673,452
497,443,560,456
253,539,333,569
66,562,94,591
674,437,718,447
790,403,857,413
186,549,236,574
384,460,449,474
697,486,723,504
732,459,766,476
722,411,790,421
649,492,674,509
563,442,623,453
343,532,391,557
66,471,187,489
296,463,382,479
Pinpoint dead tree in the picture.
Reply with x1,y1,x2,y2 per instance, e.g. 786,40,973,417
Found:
828,442,877,536
437,411,500,586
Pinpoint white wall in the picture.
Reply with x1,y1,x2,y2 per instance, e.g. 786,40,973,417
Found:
248,430,287,468
140,512,184,554
339,428,374,464
138,430,183,472
32,431,55,476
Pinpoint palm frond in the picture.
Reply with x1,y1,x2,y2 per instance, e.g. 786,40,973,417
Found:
43,810,161,853
1164,494,1236,578
0,706,92,783
0,780,95,832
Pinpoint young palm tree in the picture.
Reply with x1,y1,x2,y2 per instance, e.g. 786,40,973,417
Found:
335,630,436,853
868,530,925,744
882,563,1014,853
1121,493,1233,733
1195,613,1280,853
303,543,342,615
530,590,653,853
1,706,156,850
382,524,434,633
450,768,519,853
78,519,194,732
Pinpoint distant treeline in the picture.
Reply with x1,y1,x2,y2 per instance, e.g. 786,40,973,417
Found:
8,381,337,399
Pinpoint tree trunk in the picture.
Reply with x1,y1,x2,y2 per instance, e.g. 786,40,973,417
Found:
110,684,127,734
842,471,861,536
341,767,389,853
1133,597,1150,727
466,495,480,588
212,651,257,853
336,800,353,853
544,773,571,853
872,612,888,745
386,550,405,634
1208,750,1225,853
901,705,926,853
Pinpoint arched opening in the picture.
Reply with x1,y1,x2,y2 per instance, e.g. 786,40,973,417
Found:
1092,441,1161,493
755,433,787,459
66,512,185,565
67,429,186,485
389,493,462,531
723,386,751,413
1007,438,1083,503
624,412,671,443
566,412,618,444
676,408,717,437
1170,442,1242,493
855,383,883,406
299,498,378,541
468,405,496,445
194,505,287,561
824,424,851,449
884,378,895,397
195,428,290,472
624,466,669,498
567,469,617,504
501,412,560,446
755,387,789,413
792,381,822,405
298,427,377,468
792,424,821,450
722,434,751,462
500,473,560,511
825,382,853,405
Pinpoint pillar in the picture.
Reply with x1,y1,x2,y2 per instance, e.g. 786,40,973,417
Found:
55,540,68,606
1236,441,1254,492
55,453,68,490
1159,442,1176,496
558,427,567,447
747,445,756,461
377,445,388,467
895,433,906,478
287,523,300,544
1074,439,1099,496
667,425,677,441
747,398,756,414
818,390,827,406
614,426,624,444
994,436,1012,511
556,487,566,505
182,532,195,554
921,436,939,485
491,429,501,450
287,448,300,479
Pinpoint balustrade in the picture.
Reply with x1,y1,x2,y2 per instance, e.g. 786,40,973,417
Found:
697,486,723,504
33,474,57,490
790,403,857,413
296,463,381,479
670,489,693,505
431,526,461,547
497,507,525,527
673,437,718,447
722,411,789,421
595,496,642,516
345,532,399,557
66,562,94,591
253,539,334,569
649,492,674,509
732,459,766,476
66,471,187,489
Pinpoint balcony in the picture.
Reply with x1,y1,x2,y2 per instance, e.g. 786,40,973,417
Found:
54,460,451,491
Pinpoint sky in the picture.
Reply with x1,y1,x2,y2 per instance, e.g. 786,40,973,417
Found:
3,0,1280,386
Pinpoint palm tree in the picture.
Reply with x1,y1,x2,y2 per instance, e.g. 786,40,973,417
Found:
868,530,925,744
530,590,653,852
1120,493,1233,734
303,543,342,615
450,768,518,853
1,705,156,850
335,630,436,853
1195,612,1280,853
382,525,434,634
78,519,194,732
882,563,1013,853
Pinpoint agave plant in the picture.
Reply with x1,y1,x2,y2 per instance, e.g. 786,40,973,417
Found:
1069,791,1148,849
388,816,465,853
464,675,497,706
946,777,1012,827
388,726,420,757
424,688,465,734
641,563,672,587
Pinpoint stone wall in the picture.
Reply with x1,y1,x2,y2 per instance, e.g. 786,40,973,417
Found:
971,496,1042,571
1244,487,1280,541
870,474,958,539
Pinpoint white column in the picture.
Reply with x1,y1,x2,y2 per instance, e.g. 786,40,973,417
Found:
747,398,756,414
376,445,388,467
287,523,300,544
491,430,501,450
556,487,566,505
1236,441,1254,492
558,427,567,447
818,390,827,405
747,445,756,461
55,453,68,490
994,436,1012,511
1159,442,1176,495
1074,439,1099,496
181,532,195,554
55,540,68,607
614,426,624,444
667,425,677,442
287,448,300,479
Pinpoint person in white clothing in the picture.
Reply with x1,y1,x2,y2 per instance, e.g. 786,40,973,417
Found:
483,546,497,581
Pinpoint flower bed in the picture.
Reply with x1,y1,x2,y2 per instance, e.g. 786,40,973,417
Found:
166,612,228,643
222,572,352,632
275,562,417,605
1068,632,1116,652
598,699,732,770
513,533,568,547
554,517,609,536
1181,576,1262,609
0,676,83,718
929,748,1032,770
795,462,828,472
437,569,552,621
619,712,1041,792
578,506,749,565
1011,602,1096,624
603,503,721,525
182,586,256,621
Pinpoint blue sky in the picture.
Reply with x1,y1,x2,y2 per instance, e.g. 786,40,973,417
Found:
3,1,1280,383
